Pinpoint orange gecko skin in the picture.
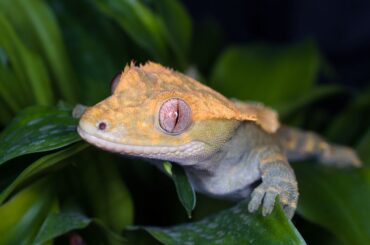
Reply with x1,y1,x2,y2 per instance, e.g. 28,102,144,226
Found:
114,62,278,132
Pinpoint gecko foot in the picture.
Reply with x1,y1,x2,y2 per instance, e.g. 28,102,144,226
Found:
248,176,298,219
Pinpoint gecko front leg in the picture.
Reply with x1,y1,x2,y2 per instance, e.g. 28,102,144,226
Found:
248,146,298,219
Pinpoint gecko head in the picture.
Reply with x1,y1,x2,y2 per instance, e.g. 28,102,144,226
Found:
78,62,243,165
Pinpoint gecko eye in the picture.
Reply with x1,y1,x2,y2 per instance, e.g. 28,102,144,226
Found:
110,71,122,94
159,98,192,134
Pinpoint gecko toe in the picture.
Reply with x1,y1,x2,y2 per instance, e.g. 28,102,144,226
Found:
248,187,265,213
283,205,295,219
262,191,278,216
279,186,298,219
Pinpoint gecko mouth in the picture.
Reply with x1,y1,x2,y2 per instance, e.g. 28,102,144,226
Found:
77,126,207,164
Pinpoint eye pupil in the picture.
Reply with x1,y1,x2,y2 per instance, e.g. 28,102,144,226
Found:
159,98,191,134
98,122,107,130
175,106,180,125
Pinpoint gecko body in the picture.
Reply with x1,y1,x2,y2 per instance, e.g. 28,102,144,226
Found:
77,62,361,219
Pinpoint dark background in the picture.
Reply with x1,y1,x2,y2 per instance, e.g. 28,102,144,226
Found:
183,0,370,87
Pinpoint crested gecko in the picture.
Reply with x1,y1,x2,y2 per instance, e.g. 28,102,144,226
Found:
76,62,361,219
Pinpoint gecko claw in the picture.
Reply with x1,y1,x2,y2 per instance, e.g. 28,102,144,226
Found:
248,177,298,219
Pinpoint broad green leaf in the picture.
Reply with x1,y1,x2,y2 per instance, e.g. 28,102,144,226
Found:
0,47,6,64
21,51,54,105
210,41,320,106
123,228,162,244
49,0,132,94
326,88,370,144
0,13,31,102
295,164,370,245
0,179,55,245
33,212,91,244
0,66,23,112
88,219,127,245
128,200,305,245
64,151,134,231
0,142,88,204
0,13,53,105
0,0,77,103
94,0,169,63
151,0,192,67
50,11,118,104
0,97,13,125
276,85,344,118
163,162,196,218
86,160,134,230
0,106,81,166
33,211,125,245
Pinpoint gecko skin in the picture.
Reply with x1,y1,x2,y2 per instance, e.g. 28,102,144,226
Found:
77,62,362,219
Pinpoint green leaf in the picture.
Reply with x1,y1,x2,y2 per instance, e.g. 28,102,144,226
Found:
0,179,55,245
295,164,370,245
326,88,370,144
33,211,125,245
164,162,196,218
0,13,53,105
151,0,192,67
33,212,91,244
276,85,344,119
163,161,173,175
0,142,88,204
53,14,118,104
0,99,13,125
86,160,134,230
128,200,305,245
0,0,77,103
210,41,320,106
0,106,81,166
0,13,32,103
0,66,23,112
94,0,169,62
64,151,134,231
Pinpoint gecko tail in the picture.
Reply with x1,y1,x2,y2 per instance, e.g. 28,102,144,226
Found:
277,126,362,167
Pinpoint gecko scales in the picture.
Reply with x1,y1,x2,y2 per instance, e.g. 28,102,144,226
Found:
77,62,361,219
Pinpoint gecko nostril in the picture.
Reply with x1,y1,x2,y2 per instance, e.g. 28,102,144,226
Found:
98,122,107,131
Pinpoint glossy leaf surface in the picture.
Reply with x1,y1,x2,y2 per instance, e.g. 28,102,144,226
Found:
129,200,306,245
0,106,80,165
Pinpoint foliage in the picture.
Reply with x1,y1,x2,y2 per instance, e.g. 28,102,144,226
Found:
128,201,304,245
0,0,369,244
163,161,196,218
